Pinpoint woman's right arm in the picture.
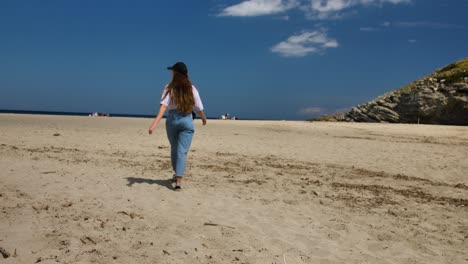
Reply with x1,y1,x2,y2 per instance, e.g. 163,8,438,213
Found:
148,104,168,134
197,110,207,126
149,86,170,134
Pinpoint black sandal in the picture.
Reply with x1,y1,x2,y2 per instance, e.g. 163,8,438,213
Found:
174,184,182,191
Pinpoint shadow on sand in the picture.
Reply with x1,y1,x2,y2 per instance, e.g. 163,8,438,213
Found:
126,177,173,190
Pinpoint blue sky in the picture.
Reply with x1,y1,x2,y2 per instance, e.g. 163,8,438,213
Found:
1,0,467,120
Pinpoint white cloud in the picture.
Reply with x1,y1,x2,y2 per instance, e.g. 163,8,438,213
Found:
271,30,338,57
382,21,391,27
219,0,409,18
219,0,298,17
309,0,352,13
361,20,461,34
395,21,461,29
408,39,417,44
299,107,324,115
218,1,413,58
304,0,411,19
360,26,377,32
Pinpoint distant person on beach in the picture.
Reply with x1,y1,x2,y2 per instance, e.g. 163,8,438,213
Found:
148,62,207,191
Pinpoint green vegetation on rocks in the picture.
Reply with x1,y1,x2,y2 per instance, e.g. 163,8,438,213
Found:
435,58,468,85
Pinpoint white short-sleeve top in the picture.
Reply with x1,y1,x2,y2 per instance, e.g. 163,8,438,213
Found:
160,85,204,112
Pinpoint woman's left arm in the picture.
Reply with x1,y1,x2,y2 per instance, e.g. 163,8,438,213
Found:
148,104,168,135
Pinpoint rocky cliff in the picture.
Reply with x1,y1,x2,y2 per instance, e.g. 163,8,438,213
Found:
314,58,468,125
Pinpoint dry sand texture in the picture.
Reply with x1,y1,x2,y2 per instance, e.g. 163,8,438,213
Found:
1,114,467,263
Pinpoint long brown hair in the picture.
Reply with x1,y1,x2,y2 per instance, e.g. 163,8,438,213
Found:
162,72,195,113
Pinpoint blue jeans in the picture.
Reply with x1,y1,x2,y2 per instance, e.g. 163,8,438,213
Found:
165,110,194,177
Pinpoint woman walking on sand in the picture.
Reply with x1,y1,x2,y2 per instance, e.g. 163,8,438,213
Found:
148,62,207,191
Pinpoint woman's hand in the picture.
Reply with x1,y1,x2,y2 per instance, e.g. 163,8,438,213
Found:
148,125,156,135
148,122,158,135
198,110,207,126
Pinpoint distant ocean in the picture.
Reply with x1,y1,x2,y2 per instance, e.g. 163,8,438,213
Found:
0,109,154,119
0,109,280,121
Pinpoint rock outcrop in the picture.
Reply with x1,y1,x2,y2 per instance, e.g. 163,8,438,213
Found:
313,58,468,125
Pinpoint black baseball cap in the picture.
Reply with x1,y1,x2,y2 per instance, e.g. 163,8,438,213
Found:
167,62,188,76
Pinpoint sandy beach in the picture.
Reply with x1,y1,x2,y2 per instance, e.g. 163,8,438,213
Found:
0,114,467,263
